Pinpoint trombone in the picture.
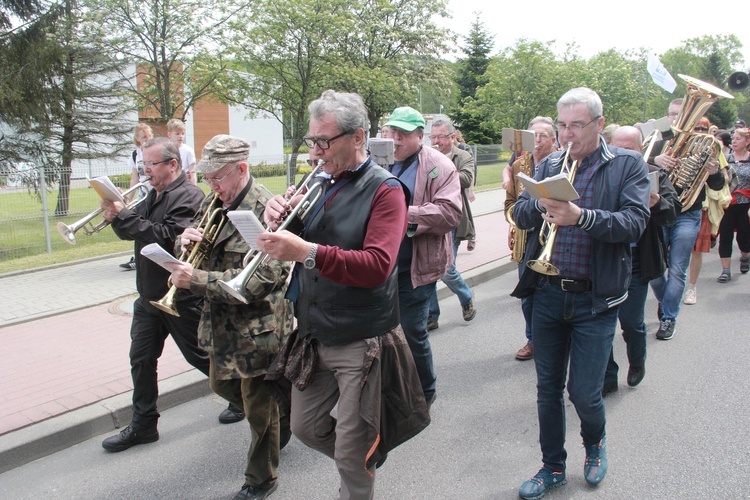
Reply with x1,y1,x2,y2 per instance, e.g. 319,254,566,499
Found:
57,179,151,245
218,164,326,304
526,142,578,276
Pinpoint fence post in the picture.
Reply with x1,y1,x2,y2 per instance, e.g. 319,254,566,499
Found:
39,164,53,253
285,154,292,187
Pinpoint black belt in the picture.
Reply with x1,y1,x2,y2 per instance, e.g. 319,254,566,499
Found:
547,276,591,292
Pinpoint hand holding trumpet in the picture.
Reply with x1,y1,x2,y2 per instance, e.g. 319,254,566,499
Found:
539,198,582,227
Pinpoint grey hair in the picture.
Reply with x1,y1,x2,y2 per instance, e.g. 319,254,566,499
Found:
431,118,455,134
142,136,182,170
557,87,603,120
309,90,370,138
528,116,555,135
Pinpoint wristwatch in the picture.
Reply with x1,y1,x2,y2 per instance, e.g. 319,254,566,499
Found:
303,244,318,269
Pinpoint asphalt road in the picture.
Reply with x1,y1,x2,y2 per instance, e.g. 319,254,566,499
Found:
2,255,749,499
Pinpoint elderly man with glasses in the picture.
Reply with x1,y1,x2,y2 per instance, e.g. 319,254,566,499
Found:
168,135,294,500
258,91,428,500
512,88,650,498
100,137,221,453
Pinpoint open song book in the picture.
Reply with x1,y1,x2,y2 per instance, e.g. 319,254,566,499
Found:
516,172,579,202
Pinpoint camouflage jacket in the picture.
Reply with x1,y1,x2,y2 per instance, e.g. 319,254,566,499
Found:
188,179,293,379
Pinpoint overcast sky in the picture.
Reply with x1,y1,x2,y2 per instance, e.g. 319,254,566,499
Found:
435,0,750,76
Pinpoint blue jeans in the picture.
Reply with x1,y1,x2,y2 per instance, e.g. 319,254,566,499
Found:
428,235,472,320
605,259,648,385
519,264,533,344
399,272,437,400
649,210,701,321
532,282,618,472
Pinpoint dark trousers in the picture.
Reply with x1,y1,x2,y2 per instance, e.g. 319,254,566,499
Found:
129,296,209,429
718,202,750,258
210,360,280,488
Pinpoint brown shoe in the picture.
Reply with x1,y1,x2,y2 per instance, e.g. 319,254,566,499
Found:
515,343,534,360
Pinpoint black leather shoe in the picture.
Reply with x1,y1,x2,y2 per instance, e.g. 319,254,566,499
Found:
219,403,245,424
627,365,645,387
601,382,618,398
233,482,278,500
102,424,158,452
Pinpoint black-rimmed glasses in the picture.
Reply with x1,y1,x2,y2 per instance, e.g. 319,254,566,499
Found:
303,131,348,150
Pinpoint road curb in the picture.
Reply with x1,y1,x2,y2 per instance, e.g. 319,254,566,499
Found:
0,370,212,474
0,255,516,474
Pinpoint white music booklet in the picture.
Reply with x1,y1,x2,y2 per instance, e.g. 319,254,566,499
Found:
517,172,580,202
140,243,184,272
227,210,265,252
88,176,125,204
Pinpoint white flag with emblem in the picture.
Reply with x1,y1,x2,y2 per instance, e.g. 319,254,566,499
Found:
647,53,677,93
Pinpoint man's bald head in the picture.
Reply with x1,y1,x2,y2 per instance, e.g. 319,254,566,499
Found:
611,126,643,152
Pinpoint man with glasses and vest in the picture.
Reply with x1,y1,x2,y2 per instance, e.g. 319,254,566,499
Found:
258,90,428,500
511,88,650,498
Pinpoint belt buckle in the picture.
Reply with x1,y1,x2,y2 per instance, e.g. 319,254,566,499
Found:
560,278,576,292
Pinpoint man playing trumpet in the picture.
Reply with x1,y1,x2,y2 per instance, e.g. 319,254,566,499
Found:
169,135,293,500
100,137,212,452
512,88,650,498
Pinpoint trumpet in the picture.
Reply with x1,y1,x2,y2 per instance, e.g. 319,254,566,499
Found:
527,142,578,276
150,196,227,316
57,179,151,245
218,164,326,303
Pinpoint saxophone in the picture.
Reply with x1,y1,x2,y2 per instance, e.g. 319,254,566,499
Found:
506,152,533,263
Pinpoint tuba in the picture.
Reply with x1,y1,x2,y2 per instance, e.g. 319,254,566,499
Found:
150,196,227,316
526,143,578,276
664,74,733,211
218,164,326,303
506,152,533,263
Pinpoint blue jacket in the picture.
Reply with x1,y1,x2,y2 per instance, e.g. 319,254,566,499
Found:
511,139,650,313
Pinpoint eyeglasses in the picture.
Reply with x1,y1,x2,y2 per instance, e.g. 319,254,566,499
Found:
143,159,170,169
303,131,349,150
693,126,708,132
556,116,601,133
203,165,237,186
429,133,453,141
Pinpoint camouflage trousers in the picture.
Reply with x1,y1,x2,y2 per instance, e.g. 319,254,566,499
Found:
209,359,280,488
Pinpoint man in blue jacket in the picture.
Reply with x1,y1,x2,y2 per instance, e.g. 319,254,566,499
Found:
511,88,650,499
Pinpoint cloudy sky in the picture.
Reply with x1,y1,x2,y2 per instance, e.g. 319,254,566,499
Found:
435,0,750,75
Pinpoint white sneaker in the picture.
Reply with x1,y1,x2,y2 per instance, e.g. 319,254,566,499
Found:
683,287,697,305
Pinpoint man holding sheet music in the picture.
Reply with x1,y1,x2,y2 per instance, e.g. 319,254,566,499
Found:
511,88,650,498
168,134,293,500
99,136,211,452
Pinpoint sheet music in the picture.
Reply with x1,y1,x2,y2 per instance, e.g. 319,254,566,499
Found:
88,176,125,203
140,243,184,272
227,210,265,252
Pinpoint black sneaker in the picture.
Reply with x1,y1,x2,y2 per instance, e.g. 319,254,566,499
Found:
102,424,159,452
119,257,136,270
462,300,476,321
233,482,278,500
218,403,245,424
656,319,675,340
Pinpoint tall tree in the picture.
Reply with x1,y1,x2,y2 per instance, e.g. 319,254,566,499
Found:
221,0,344,179
450,14,494,143
84,0,239,121
328,0,452,134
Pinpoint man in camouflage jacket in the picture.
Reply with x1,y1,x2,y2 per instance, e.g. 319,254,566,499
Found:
170,135,293,500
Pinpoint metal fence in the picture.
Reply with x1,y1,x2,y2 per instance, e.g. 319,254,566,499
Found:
0,146,507,264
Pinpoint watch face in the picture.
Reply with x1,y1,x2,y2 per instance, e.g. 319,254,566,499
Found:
304,257,315,269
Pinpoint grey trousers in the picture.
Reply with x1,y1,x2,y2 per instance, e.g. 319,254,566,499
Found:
290,339,376,500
